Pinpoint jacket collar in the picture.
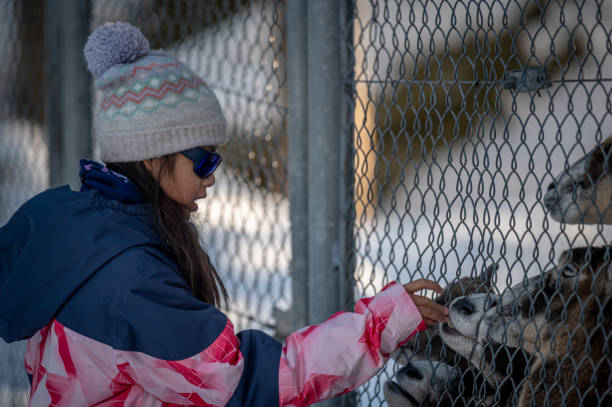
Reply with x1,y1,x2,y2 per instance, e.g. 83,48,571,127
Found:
79,159,143,204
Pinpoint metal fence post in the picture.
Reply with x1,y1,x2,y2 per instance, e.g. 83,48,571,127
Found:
306,0,353,324
288,0,356,403
307,0,355,405
45,0,92,189
287,0,310,333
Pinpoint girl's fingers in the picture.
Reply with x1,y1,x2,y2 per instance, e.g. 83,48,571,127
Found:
403,279,444,295
410,294,450,316
423,318,437,326
418,305,449,324
402,281,450,324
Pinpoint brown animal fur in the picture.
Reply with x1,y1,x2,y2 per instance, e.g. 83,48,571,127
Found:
515,246,612,406
544,135,612,224
470,247,612,406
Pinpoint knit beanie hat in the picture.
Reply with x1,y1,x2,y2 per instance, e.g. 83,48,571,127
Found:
84,22,228,163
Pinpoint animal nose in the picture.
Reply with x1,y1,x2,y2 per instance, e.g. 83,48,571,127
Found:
453,297,475,315
401,363,424,381
543,187,559,209
543,195,555,209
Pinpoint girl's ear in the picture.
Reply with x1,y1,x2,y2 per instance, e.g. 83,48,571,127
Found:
142,157,160,176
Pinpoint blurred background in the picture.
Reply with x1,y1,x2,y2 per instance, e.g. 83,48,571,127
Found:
0,1,610,406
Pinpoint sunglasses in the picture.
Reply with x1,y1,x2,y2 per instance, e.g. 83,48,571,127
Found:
180,147,222,178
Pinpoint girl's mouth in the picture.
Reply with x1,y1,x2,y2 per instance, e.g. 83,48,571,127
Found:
191,193,207,211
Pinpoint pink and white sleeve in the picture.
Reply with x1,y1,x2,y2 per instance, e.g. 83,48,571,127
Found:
25,320,245,406
278,282,426,407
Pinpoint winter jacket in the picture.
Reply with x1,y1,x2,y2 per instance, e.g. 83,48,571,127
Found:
0,160,426,406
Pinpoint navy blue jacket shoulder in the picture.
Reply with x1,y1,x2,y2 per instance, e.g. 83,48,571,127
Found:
0,185,230,359
0,161,281,406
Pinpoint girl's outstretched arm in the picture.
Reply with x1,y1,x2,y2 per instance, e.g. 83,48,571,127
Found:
24,246,442,407
278,282,434,406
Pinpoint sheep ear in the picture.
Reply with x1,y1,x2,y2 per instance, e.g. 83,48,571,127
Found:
480,263,498,286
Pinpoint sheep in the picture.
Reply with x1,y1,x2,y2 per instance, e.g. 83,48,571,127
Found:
456,246,612,406
384,355,495,407
544,135,612,224
385,264,502,406
393,263,498,367
439,294,529,407
384,359,461,407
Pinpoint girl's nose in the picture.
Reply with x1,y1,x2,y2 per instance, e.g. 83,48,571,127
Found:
204,174,215,187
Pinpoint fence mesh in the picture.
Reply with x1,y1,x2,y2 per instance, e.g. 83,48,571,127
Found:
0,0,611,406
349,0,611,406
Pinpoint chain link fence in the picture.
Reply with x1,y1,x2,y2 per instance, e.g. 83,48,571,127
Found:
0,1,611,406
349,0,611,406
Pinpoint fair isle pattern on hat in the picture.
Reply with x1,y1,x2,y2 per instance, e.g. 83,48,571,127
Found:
97,54,216,120
85,22,227,163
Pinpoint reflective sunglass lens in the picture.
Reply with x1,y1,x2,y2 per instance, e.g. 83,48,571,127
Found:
196,153,221,178
180,147,222,178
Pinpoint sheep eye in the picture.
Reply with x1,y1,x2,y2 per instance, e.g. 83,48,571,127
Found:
575,179,588,189
561,265,578,278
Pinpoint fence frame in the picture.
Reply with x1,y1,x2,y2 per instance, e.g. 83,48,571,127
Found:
287,1,356,405
45,0,93,189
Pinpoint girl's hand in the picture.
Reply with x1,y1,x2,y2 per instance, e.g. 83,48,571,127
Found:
403,279,449,326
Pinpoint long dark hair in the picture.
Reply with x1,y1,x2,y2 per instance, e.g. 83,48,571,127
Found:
107,157,228,308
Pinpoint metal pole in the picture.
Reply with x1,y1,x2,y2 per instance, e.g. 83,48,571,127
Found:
46,0,92,189
307,1,354,405
287,0,355,404
287,0,310,332
337,3,356,405
307,0,344,324
338,0,356,322
45,2,62,187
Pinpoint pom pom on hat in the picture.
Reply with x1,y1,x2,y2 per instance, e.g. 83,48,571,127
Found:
84,22,150,79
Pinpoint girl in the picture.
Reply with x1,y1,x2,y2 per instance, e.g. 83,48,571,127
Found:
0,22,448,406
